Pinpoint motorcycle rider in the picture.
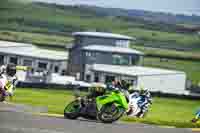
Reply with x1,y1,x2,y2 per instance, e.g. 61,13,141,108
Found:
0,63,29,102
78,83,106,115
82,80,130,113
87,83,106,99
137,87,152,117
191,108,200,123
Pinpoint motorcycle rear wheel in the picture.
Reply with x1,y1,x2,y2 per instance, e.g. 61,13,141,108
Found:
98,103,125,123
64,100,81,119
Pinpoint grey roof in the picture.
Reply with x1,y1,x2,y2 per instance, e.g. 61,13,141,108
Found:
91,64,185,77
72,32,134,40
0,40,68,61
82,45,144,55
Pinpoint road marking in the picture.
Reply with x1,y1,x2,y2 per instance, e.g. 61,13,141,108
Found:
35,113,64,118
192,128,200,132
158,126,175,128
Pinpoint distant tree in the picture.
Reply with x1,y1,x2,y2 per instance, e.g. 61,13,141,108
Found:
152,32,157,36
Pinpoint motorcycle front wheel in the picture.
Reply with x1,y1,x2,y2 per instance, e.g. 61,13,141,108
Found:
64,100,81,119
98,103,125,123
0,91,5,102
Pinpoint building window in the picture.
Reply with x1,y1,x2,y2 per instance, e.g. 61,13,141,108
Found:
23,59,32,66
132,56,140,65
0,55,4,65
112,54,129,65
50,63,53,70
54,66,59,73
61,70,66,75
86,52,96,63
94,73,99,82
116,40,129,47
112,55,120,65
105,75,115,83
9,57,18,65
86,74,91,82
38,62,47,69
85,52,92,57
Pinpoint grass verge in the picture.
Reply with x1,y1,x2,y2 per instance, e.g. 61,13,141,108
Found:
11,88,200,128
0,30,73,47
131,45,200,61
12,88,74,114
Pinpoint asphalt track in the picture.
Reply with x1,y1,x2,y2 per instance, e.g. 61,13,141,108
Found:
0,103,198,133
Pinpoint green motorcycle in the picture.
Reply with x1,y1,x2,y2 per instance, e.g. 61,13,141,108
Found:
64,87,128,123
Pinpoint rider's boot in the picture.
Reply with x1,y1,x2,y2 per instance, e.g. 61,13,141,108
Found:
137,108,145,118
126,107,133,116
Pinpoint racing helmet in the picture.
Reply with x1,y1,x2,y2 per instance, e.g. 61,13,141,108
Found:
6,63,17,77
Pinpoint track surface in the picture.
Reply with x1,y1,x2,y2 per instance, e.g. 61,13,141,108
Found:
0,103,195,133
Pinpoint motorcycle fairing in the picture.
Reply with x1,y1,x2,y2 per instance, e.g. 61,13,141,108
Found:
96,91,128,111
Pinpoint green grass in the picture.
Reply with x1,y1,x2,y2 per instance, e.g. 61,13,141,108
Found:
118,28,200,48
122,97,200,128
0,30,199,58
143,57,200,84
11,88,200,127
1,0,200,50
0,30,73,47
132,45,200,60
12,88,75,114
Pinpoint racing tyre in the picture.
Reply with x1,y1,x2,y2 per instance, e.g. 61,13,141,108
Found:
64,100,81,119
98,103,125,123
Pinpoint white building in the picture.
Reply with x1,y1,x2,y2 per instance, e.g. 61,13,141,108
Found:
90,64,186,94
0,40,68,83
67,31,187,95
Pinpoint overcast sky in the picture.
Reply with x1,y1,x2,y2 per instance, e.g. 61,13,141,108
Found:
33,0,200,15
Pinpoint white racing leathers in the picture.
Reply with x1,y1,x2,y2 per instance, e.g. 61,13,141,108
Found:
127,92,152,118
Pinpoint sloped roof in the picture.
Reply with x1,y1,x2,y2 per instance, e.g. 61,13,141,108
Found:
82,45,143,55
91,64,185,76
0,40,68,61
72,32,134,40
